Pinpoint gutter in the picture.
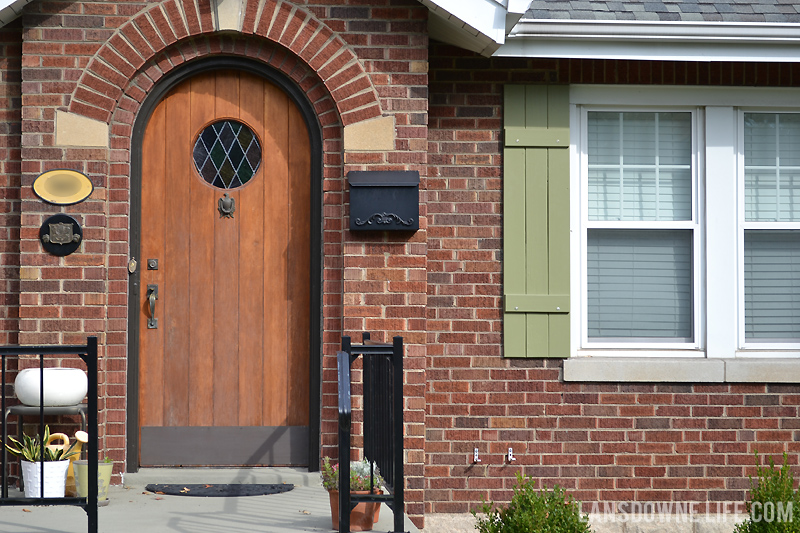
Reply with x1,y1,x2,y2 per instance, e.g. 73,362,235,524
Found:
495,19,800,62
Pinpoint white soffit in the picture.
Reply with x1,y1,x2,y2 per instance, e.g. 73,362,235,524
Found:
495,20,800,62
0,0,32,26
419,0,527,57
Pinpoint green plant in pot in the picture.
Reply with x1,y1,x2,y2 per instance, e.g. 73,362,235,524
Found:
321,456,384,531
5,425,80,498
74,456,114,505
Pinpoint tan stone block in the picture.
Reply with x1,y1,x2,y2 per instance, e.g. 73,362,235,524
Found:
624,519,694,533
214,0,242,31
421,513,475,533
585,515,625,533
726,359,800,382
694,514,747,533
55,110,109,147
343,116,395,152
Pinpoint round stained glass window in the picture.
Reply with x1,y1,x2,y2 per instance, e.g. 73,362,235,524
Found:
193,120,261,189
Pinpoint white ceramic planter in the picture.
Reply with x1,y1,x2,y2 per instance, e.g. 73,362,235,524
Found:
14,368,88,406
21,460,70,498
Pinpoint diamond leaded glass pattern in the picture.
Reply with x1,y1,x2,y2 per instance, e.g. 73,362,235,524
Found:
193,120,261,189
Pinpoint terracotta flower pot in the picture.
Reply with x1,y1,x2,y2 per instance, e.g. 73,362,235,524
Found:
328,489,382,531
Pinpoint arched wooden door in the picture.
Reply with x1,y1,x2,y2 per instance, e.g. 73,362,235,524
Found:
137,69,311,466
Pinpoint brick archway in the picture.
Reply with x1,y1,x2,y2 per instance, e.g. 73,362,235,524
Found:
67,0,382,127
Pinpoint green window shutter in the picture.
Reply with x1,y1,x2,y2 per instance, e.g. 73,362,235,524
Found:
503,85,570,358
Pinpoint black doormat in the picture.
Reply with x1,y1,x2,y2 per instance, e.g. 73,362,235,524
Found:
145,483,294,497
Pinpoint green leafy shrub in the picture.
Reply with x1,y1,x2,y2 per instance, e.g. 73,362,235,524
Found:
473,473,592,533
734,452,800,533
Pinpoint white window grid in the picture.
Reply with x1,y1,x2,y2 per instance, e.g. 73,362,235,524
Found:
578,106,704,352
737,109,800,353
569,86,800,359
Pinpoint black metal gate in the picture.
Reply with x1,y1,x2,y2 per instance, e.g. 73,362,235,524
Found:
1,337,99,533
338,333,406,533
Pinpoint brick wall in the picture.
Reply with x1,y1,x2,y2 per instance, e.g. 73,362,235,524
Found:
425,41,800,514
0,21,22,468
13,0,427,526
0,20,21,348
316,0,429,525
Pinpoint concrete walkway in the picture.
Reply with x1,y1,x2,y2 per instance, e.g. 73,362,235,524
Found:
0,468,421,533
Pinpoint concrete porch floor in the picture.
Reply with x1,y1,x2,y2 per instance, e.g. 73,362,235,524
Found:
0,467,421,533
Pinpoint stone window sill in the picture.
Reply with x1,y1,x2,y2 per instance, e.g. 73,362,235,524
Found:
563,358,800,383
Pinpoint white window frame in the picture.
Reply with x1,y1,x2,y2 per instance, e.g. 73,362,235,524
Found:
569,85,800,361
579,106,704,353
737,108,800,355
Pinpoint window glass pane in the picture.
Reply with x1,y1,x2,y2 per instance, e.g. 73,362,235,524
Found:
744,230,800,341
621,169,656,220
588,168,620,219
193,119,261,189
656,168,692,219
588,112,620,166
658,113,692,166
744,114,776,166
779,171,800,221
745,170,778,221
588,229,693,341
588,112,692,221
779,114,800,166
745,113,800,221
622,113,656,165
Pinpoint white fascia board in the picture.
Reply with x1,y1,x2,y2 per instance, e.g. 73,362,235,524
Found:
421,0,524,56
427,11,493,55
507,0,529,14
495,20,800,62
0,0,32,26
423,0,509,44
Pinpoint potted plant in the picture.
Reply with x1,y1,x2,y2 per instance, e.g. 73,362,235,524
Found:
4,425,80,498
74,456,114,505
321,456,384,531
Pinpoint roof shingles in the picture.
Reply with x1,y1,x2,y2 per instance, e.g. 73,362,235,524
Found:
523,0,800,22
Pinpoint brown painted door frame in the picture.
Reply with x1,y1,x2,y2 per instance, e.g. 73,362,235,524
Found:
127,57,322,472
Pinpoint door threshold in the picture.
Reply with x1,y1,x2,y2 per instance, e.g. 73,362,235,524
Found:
124,466,319,487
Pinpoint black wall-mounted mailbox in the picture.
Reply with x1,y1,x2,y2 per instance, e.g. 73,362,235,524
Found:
348,170,419,232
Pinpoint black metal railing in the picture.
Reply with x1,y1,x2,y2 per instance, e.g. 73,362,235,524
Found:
337,333,406,533
0,337,98,533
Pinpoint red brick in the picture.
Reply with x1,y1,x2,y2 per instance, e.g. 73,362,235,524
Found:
150,7,178,45
120,23,154,60
133,15,165,51
163,0,189,40
197,0,213,32
267,1,292,42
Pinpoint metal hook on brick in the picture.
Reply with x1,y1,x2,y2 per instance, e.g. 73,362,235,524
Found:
507,447,516,463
